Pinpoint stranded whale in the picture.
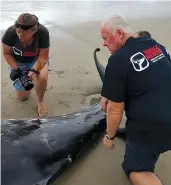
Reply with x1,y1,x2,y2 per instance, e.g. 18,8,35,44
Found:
1,48,125,185
1,103,106,185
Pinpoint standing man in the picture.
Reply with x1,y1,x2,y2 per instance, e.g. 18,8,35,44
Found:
100,15,171,185
2,13,50,118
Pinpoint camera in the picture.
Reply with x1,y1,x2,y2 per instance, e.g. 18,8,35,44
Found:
10,64,34,91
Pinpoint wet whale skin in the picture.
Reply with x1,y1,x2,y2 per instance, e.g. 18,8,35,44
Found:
1,103,106,185
1,48,107,185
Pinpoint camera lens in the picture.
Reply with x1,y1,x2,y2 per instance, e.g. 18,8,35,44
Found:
19,74,34,91
24,82,34,91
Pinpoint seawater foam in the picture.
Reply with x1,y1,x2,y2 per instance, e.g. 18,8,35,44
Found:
1,1,171,31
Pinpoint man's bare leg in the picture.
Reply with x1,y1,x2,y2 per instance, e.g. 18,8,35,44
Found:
129,172,163,185
32,65,48,118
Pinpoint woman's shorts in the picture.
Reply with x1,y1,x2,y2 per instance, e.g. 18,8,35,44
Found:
10,58,49,91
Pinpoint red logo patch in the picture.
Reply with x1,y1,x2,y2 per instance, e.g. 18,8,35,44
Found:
23,52,37,57
143,45,163,60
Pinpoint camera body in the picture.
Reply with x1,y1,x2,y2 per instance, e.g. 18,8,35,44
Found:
10,64,34,91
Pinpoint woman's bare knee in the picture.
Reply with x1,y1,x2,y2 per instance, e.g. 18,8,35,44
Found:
16,91,31,101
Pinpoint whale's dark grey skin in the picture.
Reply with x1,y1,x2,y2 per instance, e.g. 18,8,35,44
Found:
1,48,126,185
1,103,106,185
94,48,126,140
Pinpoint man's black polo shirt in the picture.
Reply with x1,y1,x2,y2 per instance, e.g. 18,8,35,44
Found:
101,37,171,144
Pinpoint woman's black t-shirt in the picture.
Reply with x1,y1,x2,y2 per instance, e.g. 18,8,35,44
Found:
1,24,50,63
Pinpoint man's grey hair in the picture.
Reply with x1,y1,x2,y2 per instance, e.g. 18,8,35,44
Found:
101,15,132,34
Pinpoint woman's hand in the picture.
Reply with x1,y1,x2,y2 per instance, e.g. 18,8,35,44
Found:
28,71,36,79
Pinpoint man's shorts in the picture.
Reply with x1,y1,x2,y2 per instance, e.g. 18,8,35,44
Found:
122,139,171,177
10,58,49,91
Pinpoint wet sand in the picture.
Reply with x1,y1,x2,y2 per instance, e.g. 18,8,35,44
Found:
1,17,171,184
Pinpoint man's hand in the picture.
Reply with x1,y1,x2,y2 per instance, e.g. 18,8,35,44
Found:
101,97,108,112
103,136,115,150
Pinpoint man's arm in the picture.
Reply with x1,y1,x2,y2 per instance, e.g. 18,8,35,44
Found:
101,54,127,138
106,101,124,138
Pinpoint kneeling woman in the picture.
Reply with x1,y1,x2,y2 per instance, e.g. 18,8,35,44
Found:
2,13,50,118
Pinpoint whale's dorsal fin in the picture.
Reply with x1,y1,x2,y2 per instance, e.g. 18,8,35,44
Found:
93,48,106,83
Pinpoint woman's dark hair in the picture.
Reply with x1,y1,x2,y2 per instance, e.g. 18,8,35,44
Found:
137,31,152,38
15,13,39,30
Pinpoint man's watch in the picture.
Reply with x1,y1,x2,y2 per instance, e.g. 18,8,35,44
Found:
105,133,115,140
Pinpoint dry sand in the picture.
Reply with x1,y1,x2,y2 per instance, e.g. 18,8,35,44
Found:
1,17,171,184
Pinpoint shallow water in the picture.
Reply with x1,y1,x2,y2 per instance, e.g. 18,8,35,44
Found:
1,1,171,31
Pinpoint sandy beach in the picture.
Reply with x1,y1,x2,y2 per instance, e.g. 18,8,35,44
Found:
1,4,171,185
2,17,171,119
